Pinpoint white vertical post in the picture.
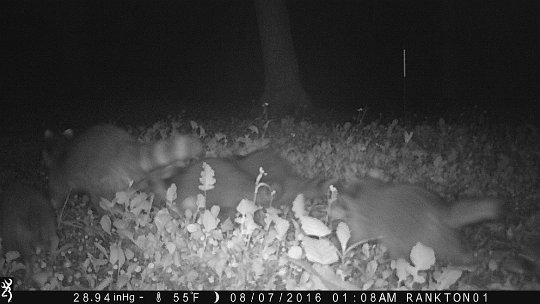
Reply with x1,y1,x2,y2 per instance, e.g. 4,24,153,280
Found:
403,49,407,114
403,49,406,78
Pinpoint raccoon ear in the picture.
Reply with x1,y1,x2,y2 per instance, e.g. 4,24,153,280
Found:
62,129,74,139
44,130,54,140
44,129,74,140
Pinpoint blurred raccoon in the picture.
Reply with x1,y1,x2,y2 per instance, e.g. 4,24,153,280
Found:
517,239,540,277
233,149,330,206
330,178,501,265
504,211,540,277
519,215,540,276
0,183,59,277
43,124,202,211
157,157,274,220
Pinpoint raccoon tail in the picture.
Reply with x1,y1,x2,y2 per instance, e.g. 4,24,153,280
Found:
140,135,202,172
445,198,502,228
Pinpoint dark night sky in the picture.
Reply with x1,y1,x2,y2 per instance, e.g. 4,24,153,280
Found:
2,0,539,137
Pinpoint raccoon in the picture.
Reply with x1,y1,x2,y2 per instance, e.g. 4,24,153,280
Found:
330,178,500,265
0,183,59,270
234,149,329,206
507,212,540,276
517,239,540,276
43,124,202,211
159,157,274,220
42,128,74,168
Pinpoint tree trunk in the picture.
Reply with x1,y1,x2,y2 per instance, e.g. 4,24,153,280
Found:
254,0,312,117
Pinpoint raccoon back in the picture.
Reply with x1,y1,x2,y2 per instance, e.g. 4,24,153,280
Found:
234,149,328,206
165,157,273,219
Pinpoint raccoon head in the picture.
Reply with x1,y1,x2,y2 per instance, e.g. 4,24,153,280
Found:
42,128,74,168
